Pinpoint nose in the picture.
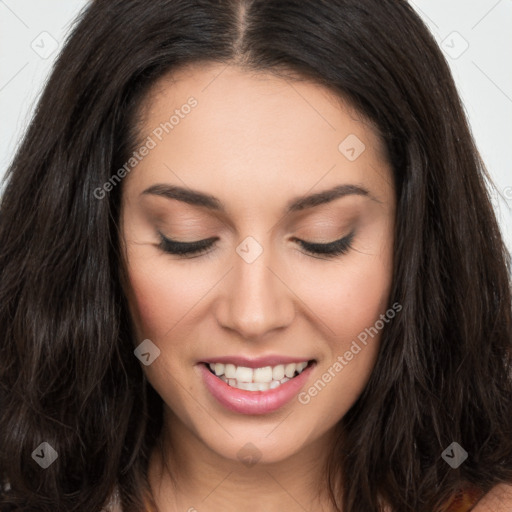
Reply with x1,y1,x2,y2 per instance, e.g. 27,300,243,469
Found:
215,242,296,341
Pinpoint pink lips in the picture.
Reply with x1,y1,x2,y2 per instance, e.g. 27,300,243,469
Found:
198,361,315,415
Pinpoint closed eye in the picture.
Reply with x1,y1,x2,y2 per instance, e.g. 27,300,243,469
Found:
157,231,355,259
294,231,355,259
157,233,219,258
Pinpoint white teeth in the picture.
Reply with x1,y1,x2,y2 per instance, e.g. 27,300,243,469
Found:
237,382,262,391
272,364,285,381
224,363,237,379
297,362,308,372
220,375,289,391
284,363,297,378
208,361,310,380
253,366,273,383
235,366,253,383
210,360,312,392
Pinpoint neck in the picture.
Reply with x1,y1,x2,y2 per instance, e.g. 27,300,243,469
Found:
147,405,340,512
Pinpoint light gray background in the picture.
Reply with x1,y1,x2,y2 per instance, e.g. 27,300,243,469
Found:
1,0,511,253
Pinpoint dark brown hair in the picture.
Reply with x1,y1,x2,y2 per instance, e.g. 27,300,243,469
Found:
1,1,511,511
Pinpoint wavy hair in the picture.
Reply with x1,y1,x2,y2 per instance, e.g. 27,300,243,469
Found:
1,0,511,511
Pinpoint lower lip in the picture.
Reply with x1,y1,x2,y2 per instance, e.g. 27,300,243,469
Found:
198,362,315,415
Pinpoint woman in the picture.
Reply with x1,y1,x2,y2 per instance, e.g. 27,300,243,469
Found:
1,1,511,511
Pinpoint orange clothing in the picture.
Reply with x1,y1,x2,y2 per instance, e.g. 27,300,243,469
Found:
138,486,485,512
443,486,485,512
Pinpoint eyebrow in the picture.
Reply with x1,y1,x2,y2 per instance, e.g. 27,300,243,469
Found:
141,183,376,214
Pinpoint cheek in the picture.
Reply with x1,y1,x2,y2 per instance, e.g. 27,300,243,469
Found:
123,254,194,341
319,265,390,334
295,230,394,412
126,265,171,340
302,242,393,344
124,257,203,403
295,254,393,424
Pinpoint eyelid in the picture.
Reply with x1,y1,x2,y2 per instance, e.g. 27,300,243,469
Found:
157,230,356,259
157,232,219,257
293,231,355,257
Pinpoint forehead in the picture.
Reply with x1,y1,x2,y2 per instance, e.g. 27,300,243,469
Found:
124,63,393,212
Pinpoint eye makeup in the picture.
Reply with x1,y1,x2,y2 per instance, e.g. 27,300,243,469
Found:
157,231,356,260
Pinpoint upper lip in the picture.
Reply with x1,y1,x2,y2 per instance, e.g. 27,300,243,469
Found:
200,355,315,368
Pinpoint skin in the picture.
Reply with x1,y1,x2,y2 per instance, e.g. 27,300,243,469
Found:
119,63,397,511
473,484,512,511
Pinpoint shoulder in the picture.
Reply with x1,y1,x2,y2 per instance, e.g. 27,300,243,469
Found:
471,483,512,511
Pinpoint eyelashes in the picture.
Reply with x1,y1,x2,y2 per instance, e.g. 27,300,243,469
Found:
295,231,355,258
157,231,355,260
158,234,219,257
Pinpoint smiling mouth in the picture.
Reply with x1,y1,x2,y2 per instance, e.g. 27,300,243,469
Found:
203,360,316,392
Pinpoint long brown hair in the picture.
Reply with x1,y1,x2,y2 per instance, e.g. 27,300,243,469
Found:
1,1,511,511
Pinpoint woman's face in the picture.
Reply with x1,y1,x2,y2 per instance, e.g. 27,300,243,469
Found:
120,63,396,466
